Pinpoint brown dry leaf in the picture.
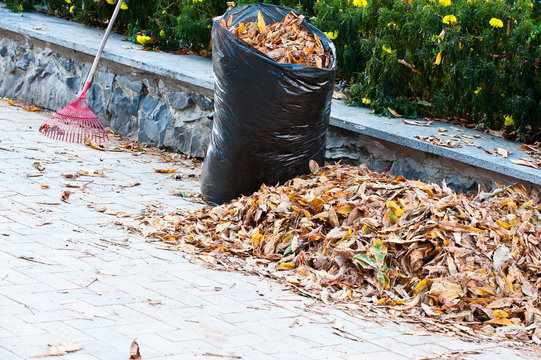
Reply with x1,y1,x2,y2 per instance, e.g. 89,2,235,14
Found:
33,162,45,172
415,135,462,148
403,119,433,126
85,137,106,151
154,168,179,173
77,168,104,177
61,191,72,202
41,184,49,189
511,158,539,169
398,59,421,75
309,160,320,174
32,342,83,357
387,107,402,117
36,219,53,227
129,340,142,360
496,148,510,158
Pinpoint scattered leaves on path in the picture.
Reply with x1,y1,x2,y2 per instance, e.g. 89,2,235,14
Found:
31,342,83,357
140,163,541,343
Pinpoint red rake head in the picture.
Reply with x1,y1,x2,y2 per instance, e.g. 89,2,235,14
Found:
39,96,108,143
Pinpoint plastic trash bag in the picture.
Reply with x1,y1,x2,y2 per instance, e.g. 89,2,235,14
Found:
201,3,336,205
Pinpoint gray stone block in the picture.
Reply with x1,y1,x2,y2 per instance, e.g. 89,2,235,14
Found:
98,72,115,89
167,90,192,110
110,86,136,136
117,75,143,93
43,61,60,76
141,94,159,115
26,67,42,83
86,84,104,116
191,93,213,111
0,73,23,98
15,52,33,71
59,57,74,71
65,77,81,94
139,101,171,147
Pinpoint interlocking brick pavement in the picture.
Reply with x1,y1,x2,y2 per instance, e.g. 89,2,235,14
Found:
0,99,537,359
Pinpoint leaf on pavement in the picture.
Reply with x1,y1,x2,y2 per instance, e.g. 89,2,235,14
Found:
31,342,83,357
129,340,142,360
61,191,72,202
155,168,179,173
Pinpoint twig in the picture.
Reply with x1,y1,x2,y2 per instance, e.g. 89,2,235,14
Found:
202,353,241,359
18,256,52,265
84,278,98,288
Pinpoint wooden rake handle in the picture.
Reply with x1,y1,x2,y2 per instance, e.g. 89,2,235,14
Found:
81,0,124,96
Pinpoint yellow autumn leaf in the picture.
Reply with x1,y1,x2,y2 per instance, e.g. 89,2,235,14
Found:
485,318,512,326
493,310,509,318
414,278,431,292
257,10,267,33
386,201,404,216
154,168,179,173
434,51,442,65
278,262,296,270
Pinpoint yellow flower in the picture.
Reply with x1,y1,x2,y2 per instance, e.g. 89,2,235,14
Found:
324,31,338,40
442,15,456,24
106,0,116,4
504,115,514,126
442,15,457,24
474,87,482,94
362,97,371,105
121,2,128,10
382,45,392,54
69,5,74,13
439,0,451,6
192,0,203,2
65,0,71,4
529,3,534,8
489,18,504,28
136,35,152,45
352,0,368,7
160,30,165,37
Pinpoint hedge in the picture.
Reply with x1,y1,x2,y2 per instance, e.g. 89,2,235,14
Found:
4,0,541,140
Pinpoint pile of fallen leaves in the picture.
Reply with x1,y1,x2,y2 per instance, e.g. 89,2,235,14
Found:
221,11,333,68
140,162,541,342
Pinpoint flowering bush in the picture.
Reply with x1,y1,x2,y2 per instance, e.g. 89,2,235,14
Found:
4,0,541,138
314,0,540,138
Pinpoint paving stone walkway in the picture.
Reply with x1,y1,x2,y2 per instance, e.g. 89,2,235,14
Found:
0,99,537,360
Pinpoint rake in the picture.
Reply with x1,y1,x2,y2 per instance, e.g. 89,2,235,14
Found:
39,0,124,143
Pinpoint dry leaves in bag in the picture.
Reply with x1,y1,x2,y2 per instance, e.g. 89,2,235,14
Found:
221,11,333,69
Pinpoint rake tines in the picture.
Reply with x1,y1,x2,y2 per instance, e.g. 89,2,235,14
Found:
39,94,108,143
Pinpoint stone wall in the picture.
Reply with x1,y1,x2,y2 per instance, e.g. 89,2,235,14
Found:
0,30,213,157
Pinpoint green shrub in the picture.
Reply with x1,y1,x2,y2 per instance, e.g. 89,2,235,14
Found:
5,0,541,138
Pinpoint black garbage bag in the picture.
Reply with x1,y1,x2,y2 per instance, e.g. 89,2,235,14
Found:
201,3,336,205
